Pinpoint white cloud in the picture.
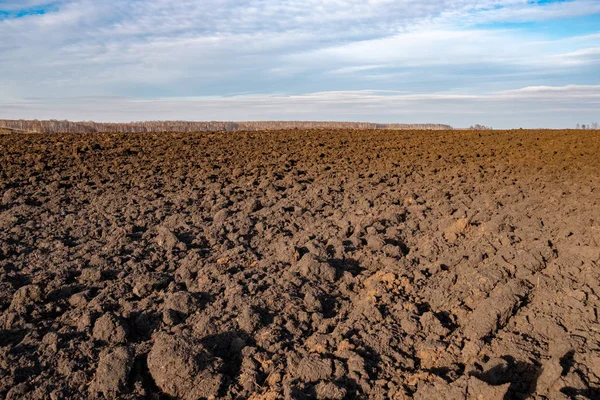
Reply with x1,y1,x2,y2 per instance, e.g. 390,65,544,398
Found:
497,84,600,98
291,26,600,68
2,85,599,128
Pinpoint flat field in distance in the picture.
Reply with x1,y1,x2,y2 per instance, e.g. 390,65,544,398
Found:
1,129,599,399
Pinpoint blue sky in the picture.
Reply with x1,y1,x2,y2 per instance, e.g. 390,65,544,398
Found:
0,0,599,128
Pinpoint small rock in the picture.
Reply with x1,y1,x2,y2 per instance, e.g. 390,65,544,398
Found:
365,235,385,251
400,316,420,335
415,340,447,369
42,332,59,354
69,292,88,308
94,346,133,396
10,285,42,313
461,339,483,363
444,218,469,243
213,209,229,225
175,265,194,284
164,291,197,315
80,268,102,283
133,276,154,298
93,313,128,343
296,254,337,282
156,226,179,251
419,312,449,337
147,334,223,400
304,289,323,313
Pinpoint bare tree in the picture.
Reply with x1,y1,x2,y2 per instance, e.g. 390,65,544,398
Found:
576,123,581,129
592,122,599,129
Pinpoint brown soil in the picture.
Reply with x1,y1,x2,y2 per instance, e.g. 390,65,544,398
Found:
1,129,599,399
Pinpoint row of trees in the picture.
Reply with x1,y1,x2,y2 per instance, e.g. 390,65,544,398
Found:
576,122,599,129
0,119,454,134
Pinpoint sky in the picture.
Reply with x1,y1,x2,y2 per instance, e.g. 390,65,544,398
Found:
0,0,599,128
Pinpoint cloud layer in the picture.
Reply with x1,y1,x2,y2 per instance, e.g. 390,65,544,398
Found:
0,0,599,127
4,85,599,129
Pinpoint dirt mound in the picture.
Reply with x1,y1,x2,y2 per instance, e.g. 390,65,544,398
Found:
0,129,599,399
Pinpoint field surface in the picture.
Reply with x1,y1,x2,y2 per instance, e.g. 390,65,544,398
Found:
1,129,599,399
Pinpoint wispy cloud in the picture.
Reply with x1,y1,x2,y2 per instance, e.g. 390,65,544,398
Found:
0,1,57,11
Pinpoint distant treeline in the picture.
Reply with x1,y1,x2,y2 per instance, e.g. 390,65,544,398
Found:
0,119,453,134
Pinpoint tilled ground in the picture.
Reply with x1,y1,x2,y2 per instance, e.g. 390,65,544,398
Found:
1,129,599,400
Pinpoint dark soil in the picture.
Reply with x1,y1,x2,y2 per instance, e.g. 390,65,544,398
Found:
1,129,599,399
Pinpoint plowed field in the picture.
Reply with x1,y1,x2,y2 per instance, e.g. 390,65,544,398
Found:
1,129,599,399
